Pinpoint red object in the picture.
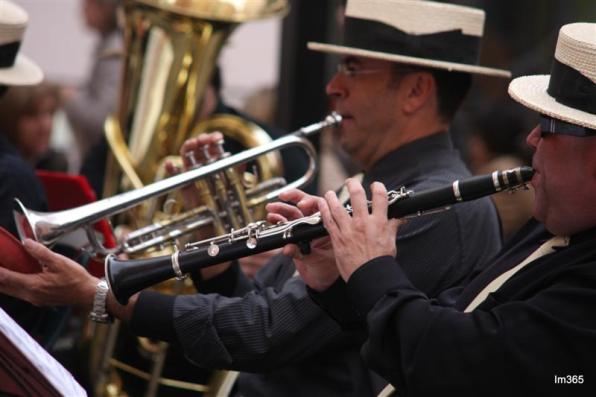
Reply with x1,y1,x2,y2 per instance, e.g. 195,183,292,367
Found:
0,331,63,397
0,227,41,274
36,171,116,277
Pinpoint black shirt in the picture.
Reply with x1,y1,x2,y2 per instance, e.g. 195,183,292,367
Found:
0,134,51,343
314,220,596,396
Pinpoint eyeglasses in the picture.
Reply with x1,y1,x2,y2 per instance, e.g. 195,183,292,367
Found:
336,63,385,78
539,114,596,137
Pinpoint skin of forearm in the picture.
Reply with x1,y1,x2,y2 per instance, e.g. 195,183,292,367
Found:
105,290,139,322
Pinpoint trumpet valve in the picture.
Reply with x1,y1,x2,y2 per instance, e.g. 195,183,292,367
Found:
202,145,214,163
184,151,201,168
215,139,231,159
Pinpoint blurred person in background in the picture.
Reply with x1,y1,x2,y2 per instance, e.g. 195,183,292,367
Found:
61,0,122,164
0,82,68,172
467,103,535,240
0,0,67,348
243,86,278,126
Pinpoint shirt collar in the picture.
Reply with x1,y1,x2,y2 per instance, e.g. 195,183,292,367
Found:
363,131,454,187
569,226,596,246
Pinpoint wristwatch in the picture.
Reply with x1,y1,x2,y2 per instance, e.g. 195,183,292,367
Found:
89,278,114,324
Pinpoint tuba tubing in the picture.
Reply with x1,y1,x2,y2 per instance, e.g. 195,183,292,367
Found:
106,166,534,304
13,113,342,254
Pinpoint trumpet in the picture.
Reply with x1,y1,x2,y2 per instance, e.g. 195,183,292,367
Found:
13,113,342,256
106,166,535,304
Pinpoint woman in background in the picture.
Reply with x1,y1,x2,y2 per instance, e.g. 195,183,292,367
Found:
0,82,67,172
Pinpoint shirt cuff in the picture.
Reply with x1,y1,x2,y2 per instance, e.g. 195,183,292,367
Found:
347,255,407,315
130,291,177,342
307,278,363,328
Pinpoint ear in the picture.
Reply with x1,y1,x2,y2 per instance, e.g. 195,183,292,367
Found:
401,72,436,115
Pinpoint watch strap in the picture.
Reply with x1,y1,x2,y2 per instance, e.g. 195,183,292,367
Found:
89,278,113,324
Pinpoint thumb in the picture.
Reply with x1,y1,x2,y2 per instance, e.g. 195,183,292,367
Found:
164,160,181,176
293,259,307,279
282,243,299,258
23,239,58,268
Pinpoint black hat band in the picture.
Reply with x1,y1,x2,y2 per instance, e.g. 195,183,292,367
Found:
0,41,20,68
344,17,481,66
547,59,596,114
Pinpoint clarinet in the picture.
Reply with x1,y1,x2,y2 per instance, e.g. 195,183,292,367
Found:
106,166,534,304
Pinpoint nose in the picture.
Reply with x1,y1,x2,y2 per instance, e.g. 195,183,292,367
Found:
325,72,348,100
526,124,541,150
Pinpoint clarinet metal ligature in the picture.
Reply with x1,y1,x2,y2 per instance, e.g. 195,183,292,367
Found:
107,166,534,304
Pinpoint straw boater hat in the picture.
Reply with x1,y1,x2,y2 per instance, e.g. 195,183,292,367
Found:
509,23,596,130
0,0,43,86
308,0,510,78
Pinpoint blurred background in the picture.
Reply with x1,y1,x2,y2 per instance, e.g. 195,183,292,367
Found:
14,0,281,106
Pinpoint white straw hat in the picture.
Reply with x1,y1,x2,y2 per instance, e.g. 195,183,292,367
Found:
509,23,596,130
0,0,43,86
308,0,510,78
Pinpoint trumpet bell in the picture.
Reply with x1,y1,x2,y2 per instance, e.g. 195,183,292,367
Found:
14,199,60,246
13,199,39,242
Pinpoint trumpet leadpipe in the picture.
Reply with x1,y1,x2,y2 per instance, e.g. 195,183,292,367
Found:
106,167,534,304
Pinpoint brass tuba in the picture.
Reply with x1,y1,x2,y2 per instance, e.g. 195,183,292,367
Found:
91,1,289,396
103,0,290,196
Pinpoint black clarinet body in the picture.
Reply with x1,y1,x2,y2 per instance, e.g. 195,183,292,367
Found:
106,166,534,304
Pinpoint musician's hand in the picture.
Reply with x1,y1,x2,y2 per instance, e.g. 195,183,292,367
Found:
164,131,225,210
319,179,401,282
239,248,282,279
266,189,340,291
293,236,339,292
0,239,98,311
178,132,225,167
266,188,321,257
165,132,235,280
